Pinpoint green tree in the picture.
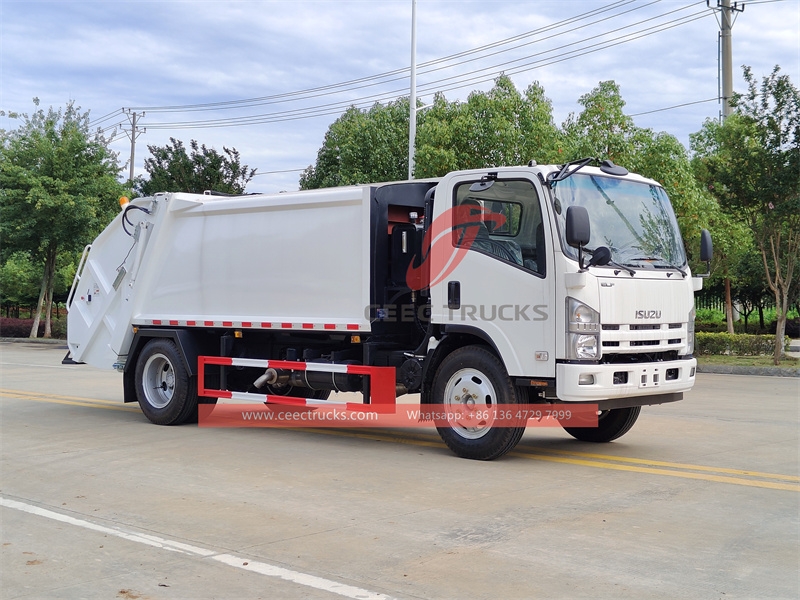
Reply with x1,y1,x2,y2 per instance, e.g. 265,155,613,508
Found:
732,247,773,332
562,80,634,162
0,99,124,337
300,100,410,189
301,75,562,188
136,138,256,196
0,251,40,317
416,76,562,177
691,66,800,362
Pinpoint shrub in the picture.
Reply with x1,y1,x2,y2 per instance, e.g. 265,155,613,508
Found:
695,332,791,356
0,317,67,339
695,308,725,323
696,321,729,333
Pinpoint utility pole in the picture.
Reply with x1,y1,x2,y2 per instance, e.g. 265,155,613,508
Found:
408,0,418,180
709,0,745,119
122,108,146,183
708,0,746,336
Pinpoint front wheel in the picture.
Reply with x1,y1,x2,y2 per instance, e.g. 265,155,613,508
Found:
432,346,526,460
562,406,641,442
135,339,198,425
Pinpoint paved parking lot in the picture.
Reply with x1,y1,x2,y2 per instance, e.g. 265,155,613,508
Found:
1,341,798,599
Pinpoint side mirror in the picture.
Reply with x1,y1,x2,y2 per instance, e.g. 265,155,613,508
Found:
588,246,612,267
566,206,591,272
700,229,713,262
698,229,712,278
566,206,590,248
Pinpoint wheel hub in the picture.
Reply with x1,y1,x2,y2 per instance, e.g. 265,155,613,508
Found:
443,369,497,439
142,353,175,409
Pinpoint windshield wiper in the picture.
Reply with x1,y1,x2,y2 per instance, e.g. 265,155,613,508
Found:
547,158,630,188
547,157,593,187
586,246,635,276
626,257,687,278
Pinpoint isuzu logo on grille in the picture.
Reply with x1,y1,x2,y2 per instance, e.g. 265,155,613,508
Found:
635,310,662,319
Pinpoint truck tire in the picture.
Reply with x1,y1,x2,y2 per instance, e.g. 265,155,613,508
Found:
187,396,219,424
562,406,641,442
432,346,526,460
135,339,198,425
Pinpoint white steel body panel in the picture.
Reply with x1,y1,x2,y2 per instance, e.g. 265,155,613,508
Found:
68,188,373,369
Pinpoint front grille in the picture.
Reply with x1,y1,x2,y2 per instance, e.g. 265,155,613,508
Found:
600,322,688,355
601,351,680,364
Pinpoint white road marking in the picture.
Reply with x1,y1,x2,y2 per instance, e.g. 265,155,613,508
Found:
0,361,82,370
1,496,395,600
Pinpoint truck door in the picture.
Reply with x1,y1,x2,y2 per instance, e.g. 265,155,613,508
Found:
429,175,555,378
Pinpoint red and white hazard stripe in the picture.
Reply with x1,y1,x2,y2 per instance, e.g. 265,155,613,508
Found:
140,319,362,331
197,356,396,408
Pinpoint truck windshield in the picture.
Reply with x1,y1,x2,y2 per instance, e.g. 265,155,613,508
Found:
552,173,686,268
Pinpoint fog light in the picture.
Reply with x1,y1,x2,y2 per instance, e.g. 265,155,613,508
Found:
578,374,595,385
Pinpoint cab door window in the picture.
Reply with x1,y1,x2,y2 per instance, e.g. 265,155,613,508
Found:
453,179,546,276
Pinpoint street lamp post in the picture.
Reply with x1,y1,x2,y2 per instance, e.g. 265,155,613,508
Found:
408,0,417,180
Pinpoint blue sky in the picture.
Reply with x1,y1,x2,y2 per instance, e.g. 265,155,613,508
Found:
1,0,798,193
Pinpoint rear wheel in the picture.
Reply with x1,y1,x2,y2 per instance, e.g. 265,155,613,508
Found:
562,406,641,442
135,339,198,425
432,346,526,460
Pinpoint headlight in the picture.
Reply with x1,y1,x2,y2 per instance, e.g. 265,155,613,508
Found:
567,298,600,360
570,333,599,359
687,306,696,355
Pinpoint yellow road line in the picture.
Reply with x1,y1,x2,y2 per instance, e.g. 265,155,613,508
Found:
292,428,799,491
3,390,797,490
0,389,139,412
511,452,800,492
516,445,800,482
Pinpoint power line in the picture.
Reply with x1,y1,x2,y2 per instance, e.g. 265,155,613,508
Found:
123,0,645,114
126,0,700,119
141,6,712,130
92,1,721,139
251,168,306,176
630,97,718,116
89,108,124,127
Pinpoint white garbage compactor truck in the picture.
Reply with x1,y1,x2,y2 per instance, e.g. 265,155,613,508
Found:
67,158,712,460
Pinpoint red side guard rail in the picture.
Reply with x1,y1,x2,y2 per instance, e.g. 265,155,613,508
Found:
197,356,396,411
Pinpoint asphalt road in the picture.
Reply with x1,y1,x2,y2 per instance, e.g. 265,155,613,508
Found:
1,342,798,600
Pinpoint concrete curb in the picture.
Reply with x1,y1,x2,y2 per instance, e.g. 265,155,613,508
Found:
696,364,800,378
0,337,67,347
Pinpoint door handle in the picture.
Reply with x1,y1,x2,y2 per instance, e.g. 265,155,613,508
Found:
448,281,461,309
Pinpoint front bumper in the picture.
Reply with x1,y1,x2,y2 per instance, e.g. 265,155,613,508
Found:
556,357,696,404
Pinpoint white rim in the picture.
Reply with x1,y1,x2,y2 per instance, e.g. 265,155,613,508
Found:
142,353,175,409
442,367,497,439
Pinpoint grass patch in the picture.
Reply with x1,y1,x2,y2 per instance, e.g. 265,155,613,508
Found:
697,355,799,368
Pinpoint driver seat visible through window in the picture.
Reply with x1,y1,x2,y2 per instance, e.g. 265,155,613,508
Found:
454,179,545,276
